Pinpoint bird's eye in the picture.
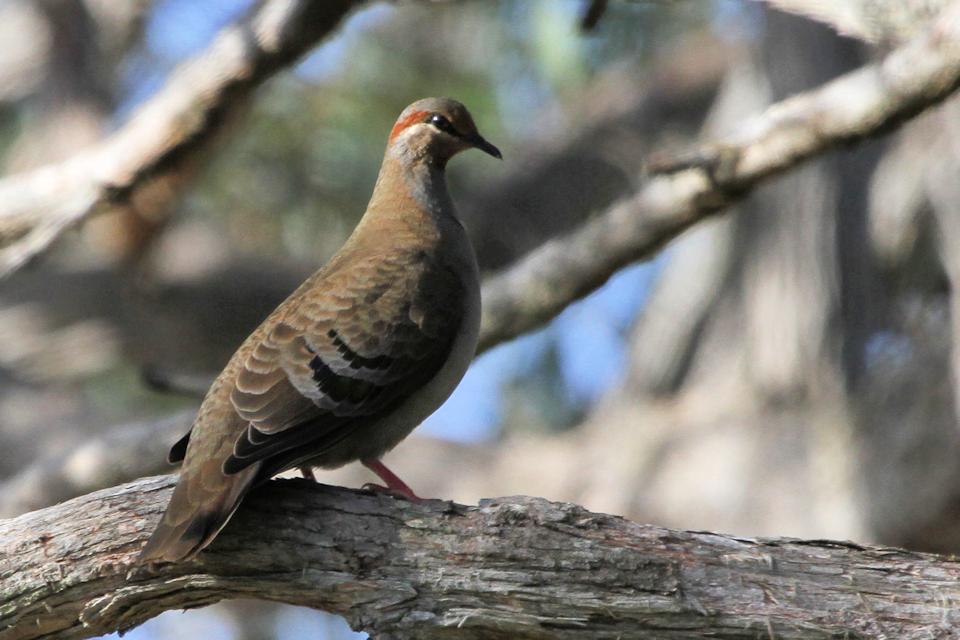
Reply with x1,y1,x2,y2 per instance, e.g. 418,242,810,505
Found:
427,113,457,136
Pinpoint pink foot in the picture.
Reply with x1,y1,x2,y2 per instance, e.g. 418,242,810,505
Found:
300,466,317,481
361,458,424,502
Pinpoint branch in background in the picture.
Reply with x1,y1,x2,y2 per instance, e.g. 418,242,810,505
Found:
476,1,960,353
0,0,368,277
141,366,212,399
579,0,608,31
464,29,728,271
622,58,767,395
5,475,960,640
0,411,193,518
0,0,954,288
758,0,949,44
0,1,149,105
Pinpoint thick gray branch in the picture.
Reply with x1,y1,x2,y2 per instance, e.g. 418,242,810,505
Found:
477,1,960,352
759,0,948,44
4,476,960,640
0,0,366,276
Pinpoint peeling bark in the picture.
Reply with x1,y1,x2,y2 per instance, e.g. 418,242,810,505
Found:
3,476,960,639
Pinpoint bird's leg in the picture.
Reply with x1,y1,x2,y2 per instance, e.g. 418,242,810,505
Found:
299,466,317,481
361,458,424,502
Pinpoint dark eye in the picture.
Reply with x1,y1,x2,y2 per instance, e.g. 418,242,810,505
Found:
427,113,458,136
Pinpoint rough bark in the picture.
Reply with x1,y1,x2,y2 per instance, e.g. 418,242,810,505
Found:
4,475,960,640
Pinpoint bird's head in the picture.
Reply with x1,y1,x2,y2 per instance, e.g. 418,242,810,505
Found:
387,97,501,167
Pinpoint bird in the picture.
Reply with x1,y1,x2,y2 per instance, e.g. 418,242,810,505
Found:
137,97,501,564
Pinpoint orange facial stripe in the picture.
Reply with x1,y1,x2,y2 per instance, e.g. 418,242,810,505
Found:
389,110,429,141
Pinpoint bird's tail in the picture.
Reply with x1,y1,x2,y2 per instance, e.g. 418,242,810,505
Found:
137,463,259,564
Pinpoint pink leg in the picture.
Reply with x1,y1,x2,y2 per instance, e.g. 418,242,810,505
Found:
361,458,423,502
300,466,316,481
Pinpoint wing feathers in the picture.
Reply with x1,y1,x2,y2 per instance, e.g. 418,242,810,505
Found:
222,253,465,477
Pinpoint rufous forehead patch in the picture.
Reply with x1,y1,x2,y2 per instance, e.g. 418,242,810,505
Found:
389,110,430,141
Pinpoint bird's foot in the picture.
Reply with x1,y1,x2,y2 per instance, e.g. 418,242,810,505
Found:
300,466,317,481
361,458,424,502
360,482,425,503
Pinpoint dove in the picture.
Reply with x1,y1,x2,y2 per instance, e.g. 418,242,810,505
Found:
138,97,500,563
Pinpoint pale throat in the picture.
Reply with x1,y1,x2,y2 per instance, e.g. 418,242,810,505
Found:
376,143,457,223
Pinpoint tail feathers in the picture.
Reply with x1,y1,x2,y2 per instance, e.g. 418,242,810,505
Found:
138,465,258,564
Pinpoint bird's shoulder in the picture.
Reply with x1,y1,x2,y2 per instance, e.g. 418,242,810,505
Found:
214,240,468,436
285,242,467,330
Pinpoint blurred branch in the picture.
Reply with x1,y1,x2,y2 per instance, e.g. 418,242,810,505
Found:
465,30,729,271
0,0,367,277
477,0,960,352
6,476,960,640
624,58,768,395
579,0,608,31
0,1,150,105
140,366,213,399
759,0,949,44
0,411,193,518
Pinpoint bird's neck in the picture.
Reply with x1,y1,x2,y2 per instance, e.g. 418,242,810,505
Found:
331,148,473,278
368,147,456,223
338,147,464,266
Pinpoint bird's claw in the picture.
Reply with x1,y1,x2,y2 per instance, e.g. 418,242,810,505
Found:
360,482,425,503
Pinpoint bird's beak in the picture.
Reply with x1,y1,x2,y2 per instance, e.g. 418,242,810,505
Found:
469,133,502,159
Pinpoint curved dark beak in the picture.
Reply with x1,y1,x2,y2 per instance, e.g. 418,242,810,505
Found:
469,133,502,159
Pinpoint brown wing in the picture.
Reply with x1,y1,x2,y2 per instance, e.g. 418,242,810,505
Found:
223,252,464,476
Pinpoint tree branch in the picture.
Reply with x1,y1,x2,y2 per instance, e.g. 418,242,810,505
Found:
758,0,948,44
0,411,194,518
477,0,960,352
0,0,367,277
4,475,960,639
